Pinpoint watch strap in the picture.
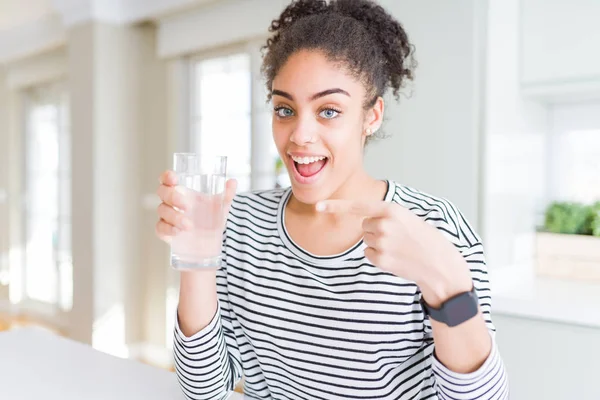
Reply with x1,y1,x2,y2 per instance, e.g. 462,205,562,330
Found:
421,285,479,327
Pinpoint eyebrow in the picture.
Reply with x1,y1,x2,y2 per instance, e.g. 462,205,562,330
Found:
272,88,351,102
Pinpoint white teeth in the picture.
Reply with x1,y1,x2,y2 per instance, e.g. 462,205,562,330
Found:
291,155,327,164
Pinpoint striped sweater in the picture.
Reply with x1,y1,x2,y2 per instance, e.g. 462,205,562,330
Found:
174,180,509,399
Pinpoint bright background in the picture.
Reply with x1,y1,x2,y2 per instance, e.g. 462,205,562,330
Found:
0,1,599,399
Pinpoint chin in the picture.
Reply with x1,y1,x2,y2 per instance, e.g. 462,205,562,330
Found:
287,156,335,204
289,185,329,205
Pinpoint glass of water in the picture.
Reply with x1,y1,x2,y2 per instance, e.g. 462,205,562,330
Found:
170,153,227,270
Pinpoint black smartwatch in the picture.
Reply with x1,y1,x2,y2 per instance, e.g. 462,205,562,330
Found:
421,285,479,327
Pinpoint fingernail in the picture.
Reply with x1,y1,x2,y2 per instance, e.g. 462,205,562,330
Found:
315,202,326,212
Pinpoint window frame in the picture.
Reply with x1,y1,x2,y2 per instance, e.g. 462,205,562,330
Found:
547,101,600,204
187,47,254,192
17,80,72,325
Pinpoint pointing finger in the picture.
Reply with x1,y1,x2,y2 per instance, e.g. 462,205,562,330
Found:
316,199,392,217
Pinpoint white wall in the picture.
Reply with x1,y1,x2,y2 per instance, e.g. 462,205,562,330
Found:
66,23,95,342
157,0,287,57
0,67,9,301
482,0,549,268
4,50,66,89
0,13,65,65
363,0,487,230
0,0,54,30
137,26,170,350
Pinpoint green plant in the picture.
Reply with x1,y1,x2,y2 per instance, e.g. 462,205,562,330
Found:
590,201,600,237
274,157,284,174
544,202,592,235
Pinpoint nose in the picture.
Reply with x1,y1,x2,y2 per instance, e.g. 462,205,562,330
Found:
289,117,317,145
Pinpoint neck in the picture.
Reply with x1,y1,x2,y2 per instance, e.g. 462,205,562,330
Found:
287,169,385,216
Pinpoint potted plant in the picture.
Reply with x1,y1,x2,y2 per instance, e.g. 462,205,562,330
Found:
273,157,285,189
536,201,600,282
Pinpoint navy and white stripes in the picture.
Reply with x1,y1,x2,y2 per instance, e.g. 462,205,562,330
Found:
174,181,509,399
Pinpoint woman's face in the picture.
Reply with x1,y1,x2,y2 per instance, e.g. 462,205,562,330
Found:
271,50,382,204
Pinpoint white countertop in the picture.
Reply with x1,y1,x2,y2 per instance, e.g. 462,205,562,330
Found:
0,327,244,400
5,268,597,399
490,265,600,329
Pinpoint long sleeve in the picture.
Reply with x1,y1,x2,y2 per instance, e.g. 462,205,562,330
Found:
411,188,509,399
428,239,509,399
433,333,508,399
173,252,243,400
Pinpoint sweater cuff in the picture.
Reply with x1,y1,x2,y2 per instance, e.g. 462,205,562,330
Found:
433,333,508,399
175,302,221,345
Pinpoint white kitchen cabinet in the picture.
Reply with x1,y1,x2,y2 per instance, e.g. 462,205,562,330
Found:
495,315,600,400
490,266,600,399
520,0,600,102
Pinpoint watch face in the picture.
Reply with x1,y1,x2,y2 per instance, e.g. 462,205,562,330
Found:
424,288,478,327
443,291,478,327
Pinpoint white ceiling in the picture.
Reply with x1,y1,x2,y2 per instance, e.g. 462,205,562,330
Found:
0,0,226,64
0,0,222,32
0,0,56,31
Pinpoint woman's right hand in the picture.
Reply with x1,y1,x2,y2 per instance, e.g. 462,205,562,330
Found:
155,170,237,244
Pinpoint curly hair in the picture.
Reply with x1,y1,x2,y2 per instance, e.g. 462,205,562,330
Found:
262,0,417,122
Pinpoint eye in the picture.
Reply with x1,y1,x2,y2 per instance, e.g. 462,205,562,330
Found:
319,108,341,119
274,106,294,118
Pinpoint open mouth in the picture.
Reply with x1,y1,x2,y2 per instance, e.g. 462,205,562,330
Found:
290,155,329,180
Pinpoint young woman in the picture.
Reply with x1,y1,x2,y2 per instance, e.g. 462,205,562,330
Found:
155,0,509,399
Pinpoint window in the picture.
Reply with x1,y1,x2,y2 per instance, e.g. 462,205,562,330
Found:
190,52,253,192
21,82,72,311
553,129,600,204
188,50,287,192
549,101,600,204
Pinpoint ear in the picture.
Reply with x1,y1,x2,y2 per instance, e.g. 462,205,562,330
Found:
363,97,384,137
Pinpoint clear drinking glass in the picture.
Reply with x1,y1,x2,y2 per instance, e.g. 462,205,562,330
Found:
170,153,227,270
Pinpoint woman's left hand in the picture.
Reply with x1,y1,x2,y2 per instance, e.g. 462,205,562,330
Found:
316,199,474,308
